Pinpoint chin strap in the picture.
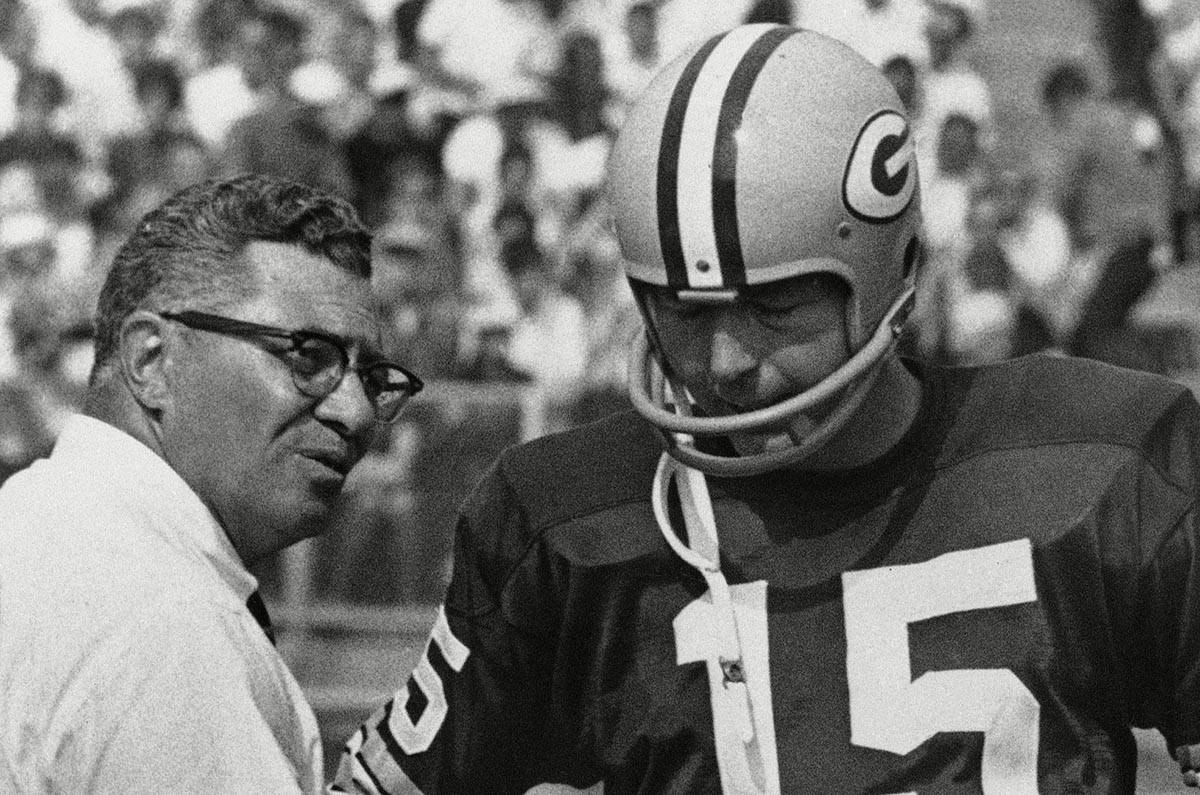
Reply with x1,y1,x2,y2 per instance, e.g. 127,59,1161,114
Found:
652,451,769,791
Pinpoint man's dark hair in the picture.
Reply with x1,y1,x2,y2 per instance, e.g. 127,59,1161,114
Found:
929,1,973,44
132,58,184,110
194,0,255,63
881,54,918,112
16,67,67,109
1041,62,1092,109
627,1,656,18
0,0,27,40
91,174,372,379
391,0,430,61
257,6,306,47
107,6,158,38
744,0,793,25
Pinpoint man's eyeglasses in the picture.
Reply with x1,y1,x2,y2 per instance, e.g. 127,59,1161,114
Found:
158,310,423,424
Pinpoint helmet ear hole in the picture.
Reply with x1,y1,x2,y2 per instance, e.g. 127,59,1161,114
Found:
902,235,922,280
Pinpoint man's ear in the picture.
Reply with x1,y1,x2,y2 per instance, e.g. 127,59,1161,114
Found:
116,310,175,412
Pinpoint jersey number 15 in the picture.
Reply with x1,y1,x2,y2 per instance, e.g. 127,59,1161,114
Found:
674,539,1040,794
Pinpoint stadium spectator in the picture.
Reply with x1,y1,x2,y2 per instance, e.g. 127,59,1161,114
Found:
802,0,929,66
0,66,78,171
881,52,922,116
25,0,140,158
344,86,439,226
221,9,355,199
442,77,565,331
375,0,459,156
551,31,609,143
601,1,666,126
106,4,161,72
655,0,753,61
0,66,98,285
183,0,259,149
918,0,993,177
1040,60,1171,370
413,0,556,119
744,0,795,25
559,187,639,424
0,205,91,475
316,8,378,148
540,30,613,209
959,168,1071,358
391,0,432,67
1088,0,1166,113
923,113,988,255
372,153,463,379
498,235,587,425
913,112,993,362
0,379,54,483
0,209,56,377
0,0,38,138
103,59,212,240
1143,0,1200,259
3,274,92,433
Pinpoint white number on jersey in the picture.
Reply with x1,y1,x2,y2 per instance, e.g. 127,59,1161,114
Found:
388,605,470,754
674,539,1040,794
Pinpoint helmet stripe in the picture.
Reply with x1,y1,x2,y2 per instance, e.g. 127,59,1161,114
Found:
657,25,794,290
657,33,724,287
711,26,794,286
675,25,777,289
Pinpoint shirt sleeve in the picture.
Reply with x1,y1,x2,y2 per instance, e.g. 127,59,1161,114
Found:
332,463,601,794
55,603,318,793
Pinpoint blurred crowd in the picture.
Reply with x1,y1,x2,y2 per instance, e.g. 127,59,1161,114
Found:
0,0,1198,599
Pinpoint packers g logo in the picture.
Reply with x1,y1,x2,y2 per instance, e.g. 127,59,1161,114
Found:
842,109,917,224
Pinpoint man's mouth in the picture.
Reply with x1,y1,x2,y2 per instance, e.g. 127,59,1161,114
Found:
299,449,353,478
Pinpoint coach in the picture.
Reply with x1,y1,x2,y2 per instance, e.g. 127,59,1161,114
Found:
0,174,422,791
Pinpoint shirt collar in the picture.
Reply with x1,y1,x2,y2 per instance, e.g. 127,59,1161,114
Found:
49,414,258,601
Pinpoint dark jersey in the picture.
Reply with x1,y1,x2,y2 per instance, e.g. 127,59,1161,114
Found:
336,354,1200,793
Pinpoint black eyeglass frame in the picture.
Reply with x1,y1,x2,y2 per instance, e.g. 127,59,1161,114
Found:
157,310,424,423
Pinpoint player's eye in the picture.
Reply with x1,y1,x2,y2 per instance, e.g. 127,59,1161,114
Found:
749,296,805,315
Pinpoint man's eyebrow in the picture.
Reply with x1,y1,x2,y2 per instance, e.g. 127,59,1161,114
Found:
298,325,386,362
358,341,388,363
349,333,389,364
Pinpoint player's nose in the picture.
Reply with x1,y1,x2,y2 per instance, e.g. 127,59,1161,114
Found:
707,327,759,388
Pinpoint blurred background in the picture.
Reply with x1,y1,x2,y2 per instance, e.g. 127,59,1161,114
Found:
1,0,1198,786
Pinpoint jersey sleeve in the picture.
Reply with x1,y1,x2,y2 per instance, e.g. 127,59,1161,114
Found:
1123,390,1200,771
332,461,601,794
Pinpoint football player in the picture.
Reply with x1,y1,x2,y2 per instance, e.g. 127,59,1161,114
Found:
334,25,1200,793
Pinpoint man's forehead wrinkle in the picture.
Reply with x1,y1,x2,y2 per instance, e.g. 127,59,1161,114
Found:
235,239,383,359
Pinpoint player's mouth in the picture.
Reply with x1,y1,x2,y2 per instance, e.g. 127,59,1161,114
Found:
713,390,784,415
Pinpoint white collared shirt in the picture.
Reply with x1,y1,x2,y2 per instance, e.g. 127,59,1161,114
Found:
0,415,323,793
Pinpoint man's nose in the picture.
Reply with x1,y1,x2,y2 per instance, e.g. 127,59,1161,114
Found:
708,327,759,387
314,370,377,439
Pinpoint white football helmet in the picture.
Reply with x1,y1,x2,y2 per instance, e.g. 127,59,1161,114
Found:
608,24,922,477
